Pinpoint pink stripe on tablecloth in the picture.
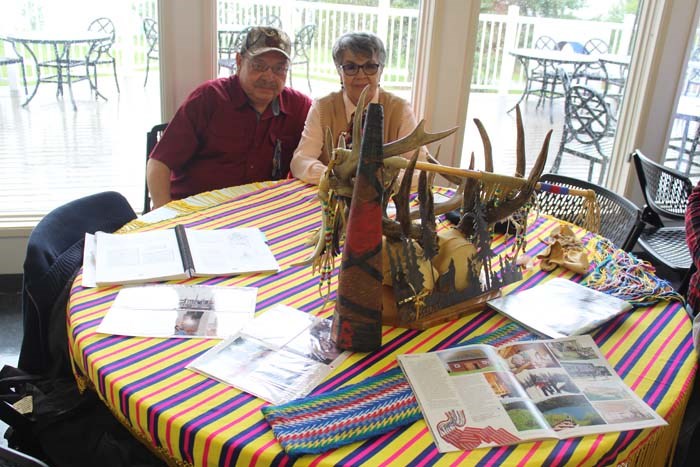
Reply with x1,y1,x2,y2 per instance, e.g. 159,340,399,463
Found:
604,306,656,371
250,438,279,467
575,435,605,467
413,445,440,466
135,371,200,429
108,339,205,406
517,441,543,466
308,449,334,467
639,325,691,399
378,427,430,467
343,430,408,466
450,447,475,466
548,438,575,466
165,385,232,456
216,417,268,466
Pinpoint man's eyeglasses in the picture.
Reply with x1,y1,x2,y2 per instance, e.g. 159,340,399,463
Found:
338,63,382,76
248,58,289,76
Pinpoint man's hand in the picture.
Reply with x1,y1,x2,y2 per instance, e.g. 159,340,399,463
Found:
146,158,173,209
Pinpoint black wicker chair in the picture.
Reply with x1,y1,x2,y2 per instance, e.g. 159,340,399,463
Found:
632,150,693,289
537,173,643,251
144,123,168,214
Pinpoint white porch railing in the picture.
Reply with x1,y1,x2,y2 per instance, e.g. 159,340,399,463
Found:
1,1,633,95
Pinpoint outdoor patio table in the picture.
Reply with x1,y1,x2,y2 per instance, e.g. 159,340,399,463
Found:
1,30,111,111
66,179,694,466
509,48,599,122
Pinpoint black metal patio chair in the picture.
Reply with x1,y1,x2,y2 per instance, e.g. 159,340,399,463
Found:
536,173,643,251
0,38,28,95
551,77,615,184
143,18,159,87
85,17,120,96
289,24,316,92
632,149,693,289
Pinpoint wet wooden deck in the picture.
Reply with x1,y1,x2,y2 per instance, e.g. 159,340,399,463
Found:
1,75,597,218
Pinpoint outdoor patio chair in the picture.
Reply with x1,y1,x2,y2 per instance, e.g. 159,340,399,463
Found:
577,38,611,93
85,17,120,95
218,26,251,76
551,80,615,184
521,35,564,109
144,122,168,214
632,149,693,288
289,24,316,92
536,173,643,251
260,14,282,28
143,18,159,87
0,38,28,95
684,47,700,96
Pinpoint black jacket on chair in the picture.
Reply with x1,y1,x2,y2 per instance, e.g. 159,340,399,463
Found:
19,191,136,377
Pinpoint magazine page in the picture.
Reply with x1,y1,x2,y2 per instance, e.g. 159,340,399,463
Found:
186,227,280,276
397,344,552,453
187,304,349,405
93,229,187,286
496,335,666,440
97,284,257,339
487,278,633,338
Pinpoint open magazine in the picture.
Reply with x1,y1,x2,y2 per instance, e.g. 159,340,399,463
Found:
397,334,665,453
187,304,349,405
97,284,257,339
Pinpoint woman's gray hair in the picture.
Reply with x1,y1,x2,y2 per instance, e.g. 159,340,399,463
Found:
332,32,386,66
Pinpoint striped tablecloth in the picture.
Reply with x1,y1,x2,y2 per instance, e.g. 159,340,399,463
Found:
67,179,696,466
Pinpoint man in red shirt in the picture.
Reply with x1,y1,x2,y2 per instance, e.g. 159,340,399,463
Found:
147,27,312,208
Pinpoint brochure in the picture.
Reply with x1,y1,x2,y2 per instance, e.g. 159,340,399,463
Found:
82,225,280,287
97,284,257,339
398,334,665,453
486,278,633,338
187,304,349,405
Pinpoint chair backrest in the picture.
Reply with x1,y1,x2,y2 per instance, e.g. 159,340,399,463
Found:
1,38,23,65
632,149,693,223
584,38,609,54
143,18,159,55
293,24,316,61
144,123,168,214
20,191,136,375
537,173,643,251
218,30,236,60
234,26,253,55
563,84,612,145
534,35,557,50
0,445,50,467
260,14,282,28
87,17,116,59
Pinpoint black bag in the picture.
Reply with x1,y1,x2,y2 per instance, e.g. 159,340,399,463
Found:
0,365,165,467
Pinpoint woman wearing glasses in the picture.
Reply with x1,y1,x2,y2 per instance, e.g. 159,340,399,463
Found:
291,31,427,184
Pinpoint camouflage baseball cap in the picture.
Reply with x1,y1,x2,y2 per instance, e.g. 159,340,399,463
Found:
241,26,291,60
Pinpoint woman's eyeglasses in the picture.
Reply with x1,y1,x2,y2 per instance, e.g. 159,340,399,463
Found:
338,63,382,76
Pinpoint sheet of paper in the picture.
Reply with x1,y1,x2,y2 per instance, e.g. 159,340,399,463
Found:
97,285,257,339
186,227,280,276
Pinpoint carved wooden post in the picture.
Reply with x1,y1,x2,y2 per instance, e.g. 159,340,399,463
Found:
331,103,384,352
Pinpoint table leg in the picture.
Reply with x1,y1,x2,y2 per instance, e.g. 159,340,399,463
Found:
63,45,77,111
